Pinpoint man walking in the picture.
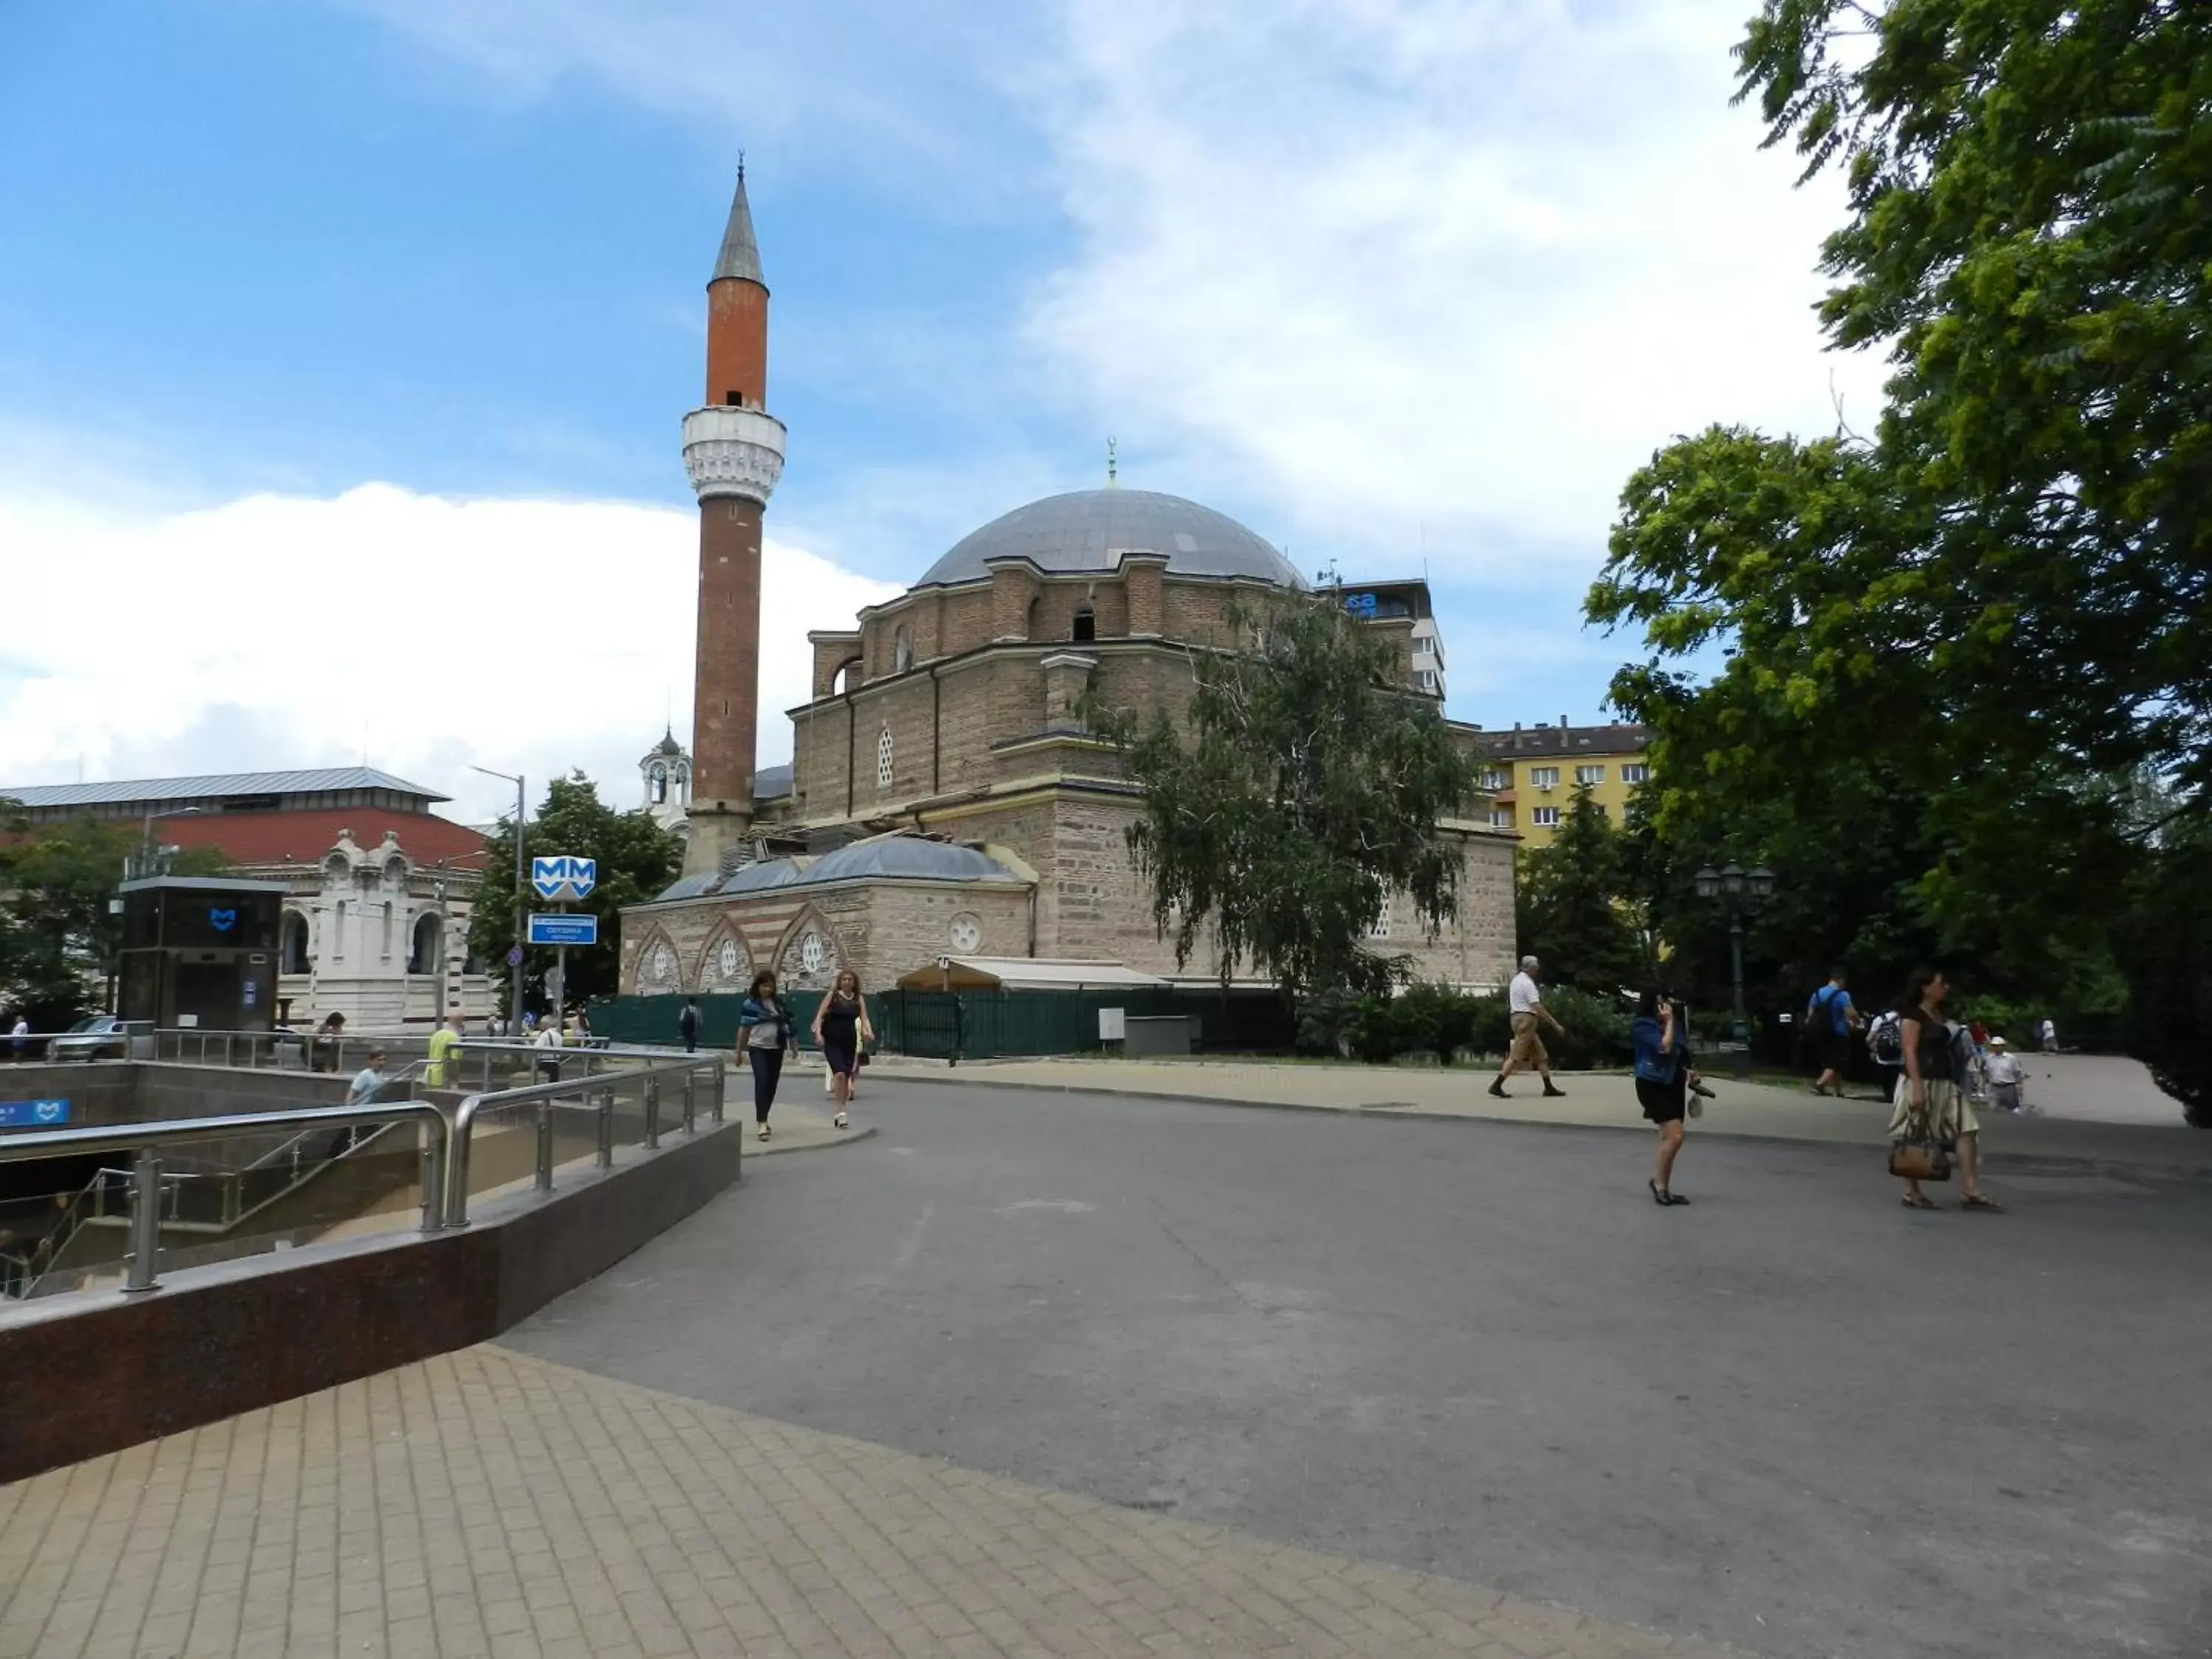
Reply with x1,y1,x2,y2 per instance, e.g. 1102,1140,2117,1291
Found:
425,1012,463,1089
1490,956,1568,1099
1806,968,1861,1096
678,996,702,1054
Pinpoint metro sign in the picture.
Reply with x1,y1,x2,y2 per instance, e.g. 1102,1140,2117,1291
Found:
530,855,597,902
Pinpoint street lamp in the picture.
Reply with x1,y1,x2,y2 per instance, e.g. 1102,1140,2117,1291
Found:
470,765,528,1037
1692,863,1775,1071
131,805,205,880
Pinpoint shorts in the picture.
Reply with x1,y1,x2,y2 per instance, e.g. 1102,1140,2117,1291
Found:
1888,1076,1979,1144
1508,1011,1548,1071
1815,1029,1851,1074
1636,1078,1686,1124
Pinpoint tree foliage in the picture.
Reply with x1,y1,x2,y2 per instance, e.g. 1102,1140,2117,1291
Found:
466,773,683,1014
1096,594,1481,1000
1588,0,2211,1116
0,813,229,1027
1514,785,1643,995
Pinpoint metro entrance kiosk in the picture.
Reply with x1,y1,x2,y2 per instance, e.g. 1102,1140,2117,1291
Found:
116,875,288,1033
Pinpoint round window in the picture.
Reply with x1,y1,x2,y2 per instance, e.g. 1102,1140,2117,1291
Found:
717,938,740,980
650,943,675,984
949,915,982,953
800,931,825,974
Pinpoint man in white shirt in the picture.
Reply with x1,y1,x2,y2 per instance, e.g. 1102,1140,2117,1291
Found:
1983,1036,2026,1113
1490,955,1568,1099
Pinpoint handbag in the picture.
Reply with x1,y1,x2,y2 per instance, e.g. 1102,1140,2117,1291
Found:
1888,1092,1953,1182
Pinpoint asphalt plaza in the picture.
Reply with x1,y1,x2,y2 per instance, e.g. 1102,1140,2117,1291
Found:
507,1075,2212,1659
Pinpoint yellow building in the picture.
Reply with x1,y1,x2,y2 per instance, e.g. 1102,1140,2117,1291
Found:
1470,721,1650,849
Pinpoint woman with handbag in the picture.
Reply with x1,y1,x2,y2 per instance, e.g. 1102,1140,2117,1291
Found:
1632,989,1700,1205
738,970,798,1142
810,968,872,1131
1891,968,2004,1212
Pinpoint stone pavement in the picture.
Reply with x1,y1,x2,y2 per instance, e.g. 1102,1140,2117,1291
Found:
0,1345,1740,1659
867,1057,2210,1178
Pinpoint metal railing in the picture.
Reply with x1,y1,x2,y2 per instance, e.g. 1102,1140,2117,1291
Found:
140,1026,626,1093
0,1051,731,1295
0,1101,451,1295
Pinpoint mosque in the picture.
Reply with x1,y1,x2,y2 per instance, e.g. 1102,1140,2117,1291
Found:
619,168,1514,1000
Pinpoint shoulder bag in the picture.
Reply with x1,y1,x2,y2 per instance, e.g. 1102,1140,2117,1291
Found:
1888,1085,1953,1182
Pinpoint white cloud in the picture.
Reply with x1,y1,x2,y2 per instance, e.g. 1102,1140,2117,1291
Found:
1024,0,1887,571
0,482,898,824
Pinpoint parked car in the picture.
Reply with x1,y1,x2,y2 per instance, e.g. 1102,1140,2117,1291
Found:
47,1015,125,1062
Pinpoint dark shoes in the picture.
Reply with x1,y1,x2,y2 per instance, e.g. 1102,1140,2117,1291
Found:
1488,1077,1508,1098
1543,1085,1567,1098
1649,1180,1690,1206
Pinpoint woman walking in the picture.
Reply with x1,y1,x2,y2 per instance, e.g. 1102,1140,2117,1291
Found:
810,969,874,1130
1632,989,1699,1205
1891,969,2004,1212
738,970,796,1142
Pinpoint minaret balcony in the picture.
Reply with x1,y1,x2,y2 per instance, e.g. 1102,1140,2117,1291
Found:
682,404,787,504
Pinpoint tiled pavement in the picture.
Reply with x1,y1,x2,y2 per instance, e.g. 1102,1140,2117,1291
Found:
0,1346,1741,1659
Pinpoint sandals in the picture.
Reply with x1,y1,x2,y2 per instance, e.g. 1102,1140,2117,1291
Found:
1962,1192,2007,1212
1649,1180,1689,1207
1900,1192,1938,1210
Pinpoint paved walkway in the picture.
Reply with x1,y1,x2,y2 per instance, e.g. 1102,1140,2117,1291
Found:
866,1057,2209,1177
0,1345,1736,1659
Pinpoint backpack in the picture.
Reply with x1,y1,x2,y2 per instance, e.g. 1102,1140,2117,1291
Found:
1806,984,1847,1034
1865,1009,1905,1068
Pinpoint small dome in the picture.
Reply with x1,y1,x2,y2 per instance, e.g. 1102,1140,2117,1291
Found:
802,838,1020,886
913,490,1304,589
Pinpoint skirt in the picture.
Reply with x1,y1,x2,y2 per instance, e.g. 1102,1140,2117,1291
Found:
1888,1076,1978,1143
1636,1077,1686,1124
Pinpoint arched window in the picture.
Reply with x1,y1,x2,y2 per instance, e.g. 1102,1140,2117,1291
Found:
675,765,689,801
877,726,895,789
893,626,914,673
650,764,667,804
408,913,442,975
1072,603,1096,644
281,911,310,975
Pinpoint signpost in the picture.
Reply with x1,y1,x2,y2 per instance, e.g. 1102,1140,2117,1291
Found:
527,857,599,1019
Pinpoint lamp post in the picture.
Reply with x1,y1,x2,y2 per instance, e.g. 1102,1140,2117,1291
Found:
131,805,205,880
470,765,527,1037
1692,862,1775,1074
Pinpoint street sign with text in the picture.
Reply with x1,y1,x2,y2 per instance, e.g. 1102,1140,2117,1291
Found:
527,913,599,947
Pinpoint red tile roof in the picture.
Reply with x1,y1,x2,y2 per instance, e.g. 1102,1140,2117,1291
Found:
163,809,490,871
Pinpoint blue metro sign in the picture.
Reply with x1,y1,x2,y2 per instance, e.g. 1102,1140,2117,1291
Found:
530,855,597,902
0,1099,70,1128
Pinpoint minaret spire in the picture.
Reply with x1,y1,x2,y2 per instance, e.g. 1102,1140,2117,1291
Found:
711,155,765,288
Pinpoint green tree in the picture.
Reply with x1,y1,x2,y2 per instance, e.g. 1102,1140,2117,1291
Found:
1096,594,1481,999
1587,0,2207,1110
0,813,229,1026
466,773,682,1014
1514,785,1642,995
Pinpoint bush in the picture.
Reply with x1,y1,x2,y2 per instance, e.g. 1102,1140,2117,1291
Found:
1295,982,1637,1069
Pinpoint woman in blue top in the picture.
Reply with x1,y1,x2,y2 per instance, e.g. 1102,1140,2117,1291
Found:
737,970,797,1141
1632,989,1700,1205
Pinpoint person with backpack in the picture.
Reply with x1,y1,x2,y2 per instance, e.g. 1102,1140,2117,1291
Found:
1805,968,1861,1096
678,996,702,1054
1890,968,2004,1213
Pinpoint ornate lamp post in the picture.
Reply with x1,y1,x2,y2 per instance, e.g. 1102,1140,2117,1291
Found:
1693,863,1775,1071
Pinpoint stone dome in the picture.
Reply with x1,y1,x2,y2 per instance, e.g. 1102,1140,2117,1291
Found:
912,490,1304,589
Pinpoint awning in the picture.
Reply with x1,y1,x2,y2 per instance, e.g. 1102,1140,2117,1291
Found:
896,956,1170,992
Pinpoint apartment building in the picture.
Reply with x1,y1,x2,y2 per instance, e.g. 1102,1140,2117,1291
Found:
1471,721,1651,849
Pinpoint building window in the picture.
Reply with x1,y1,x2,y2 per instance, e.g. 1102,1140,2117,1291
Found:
650,765,667,804
893,627,914,673
1622,763,1649,785
408,914,442,975
1531,807,1562,828
1072,603,1096,644
1489,809,1512,830
1481,768,1508,792
281,911,310,974
1574,765,1605,787
876,726,894,789
1529,766,1561,788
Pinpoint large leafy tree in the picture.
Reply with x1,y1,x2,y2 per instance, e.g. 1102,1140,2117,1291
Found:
0,813,229,1026
1515,786,1643,995
1097,594,1481,999
466,773,683,1012
1588,0,2211,1115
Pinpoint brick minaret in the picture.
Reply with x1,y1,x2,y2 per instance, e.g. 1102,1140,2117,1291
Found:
681,161,786,877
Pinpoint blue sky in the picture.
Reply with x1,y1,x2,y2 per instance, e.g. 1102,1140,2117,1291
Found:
0,0,1883,821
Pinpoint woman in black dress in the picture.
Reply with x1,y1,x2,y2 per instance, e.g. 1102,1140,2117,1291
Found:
810,969,873,1130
